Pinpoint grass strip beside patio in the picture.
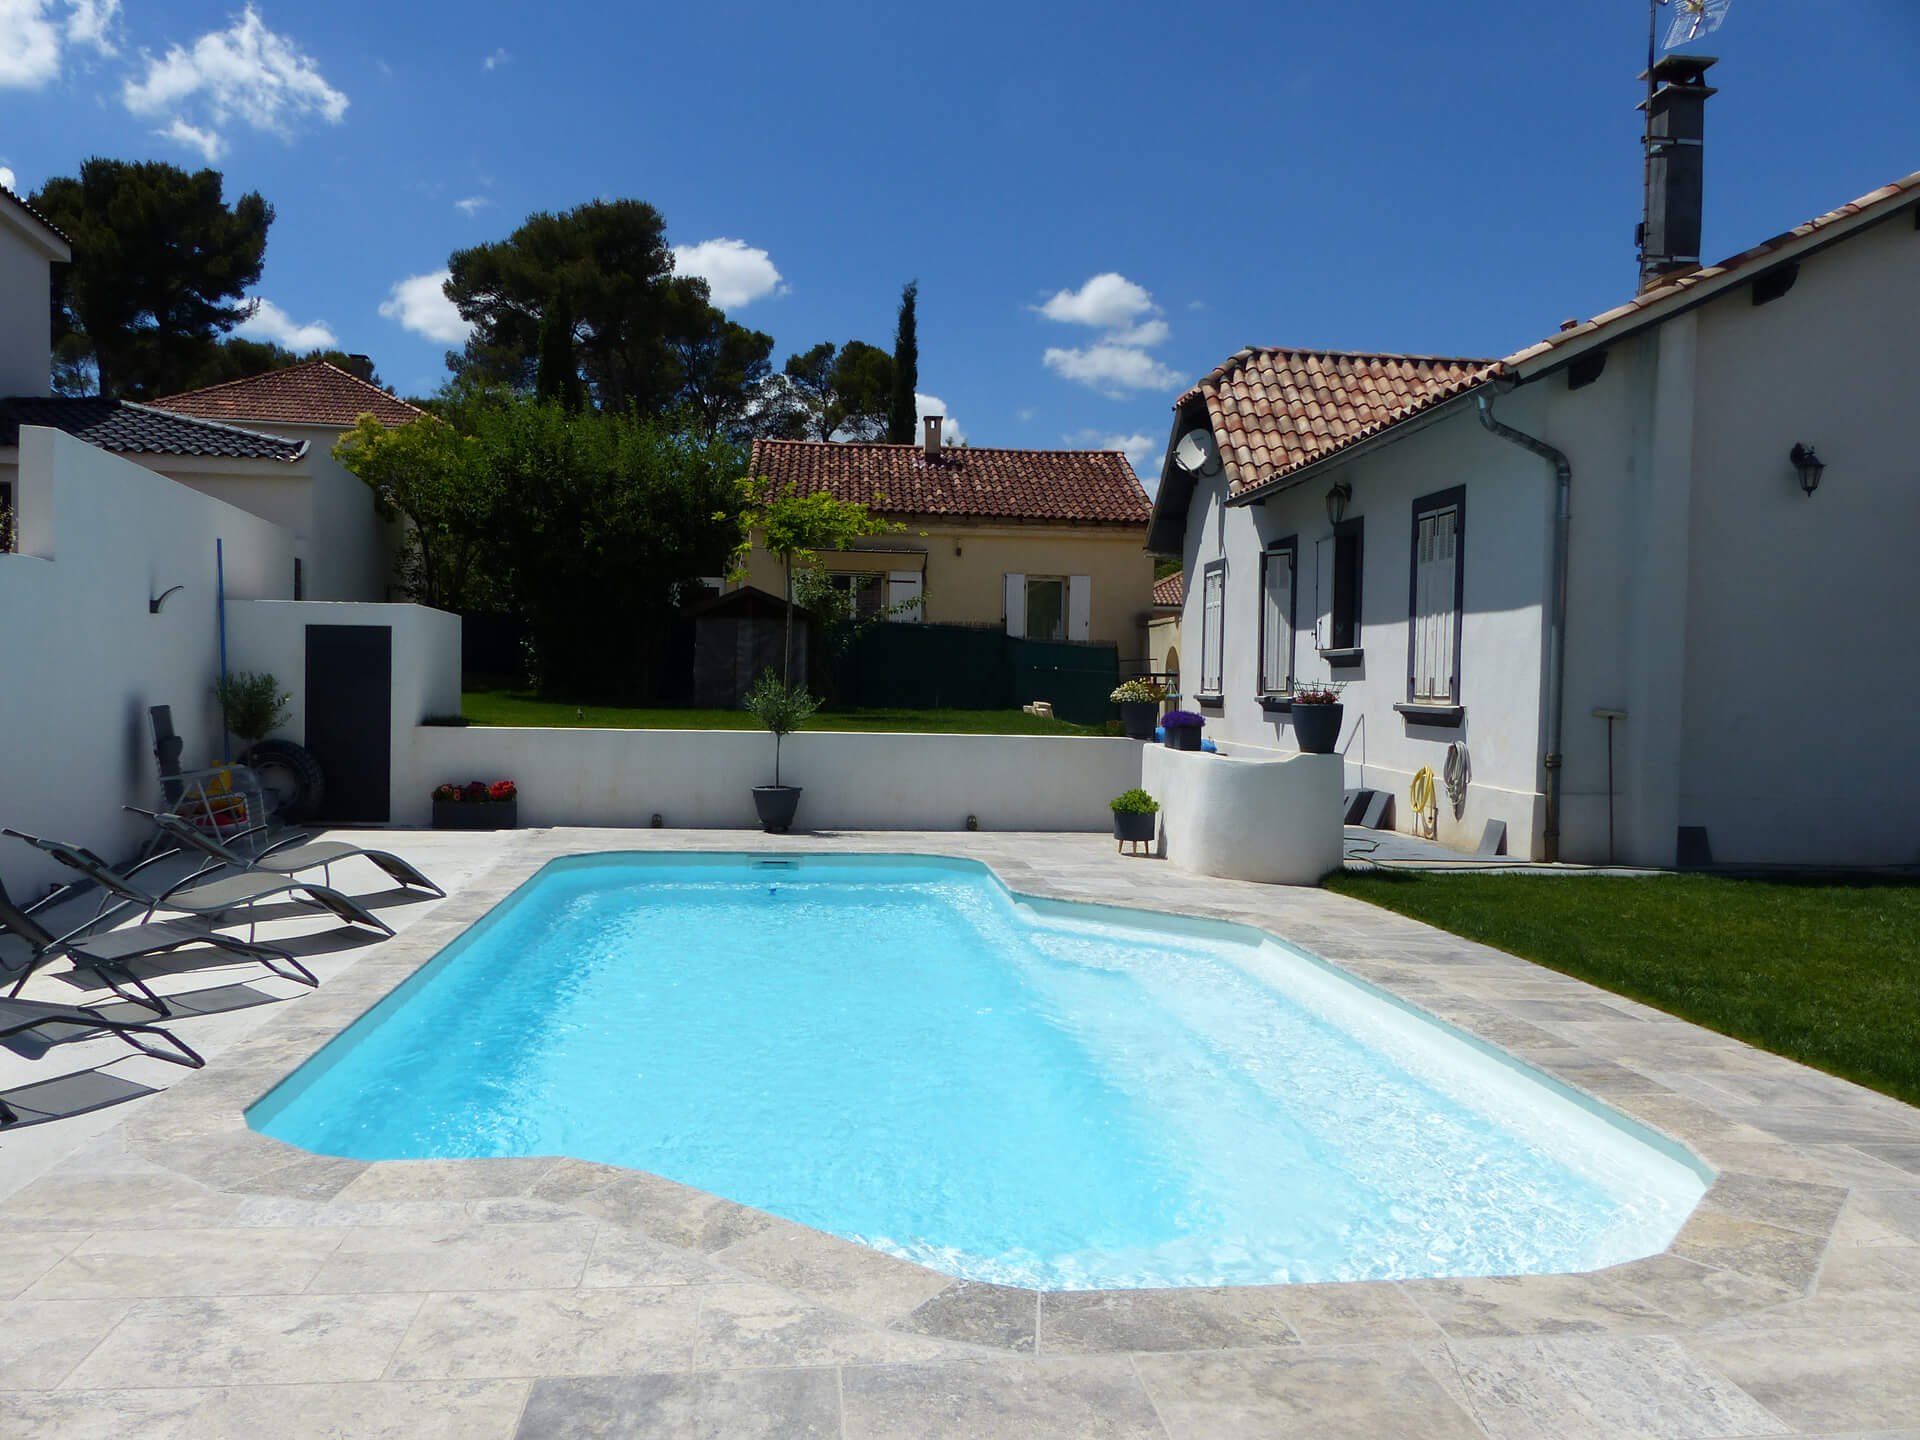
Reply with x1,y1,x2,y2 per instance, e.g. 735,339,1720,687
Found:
460,690,1101,735
1326,870,1920,1107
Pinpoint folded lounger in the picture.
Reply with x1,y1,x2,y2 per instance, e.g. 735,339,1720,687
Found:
2,830,394,940
131,808,444,898
0,994,204,1125
1,874,316,1016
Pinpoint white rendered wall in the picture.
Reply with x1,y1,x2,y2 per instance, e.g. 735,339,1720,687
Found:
0,219,55,397
1143,745,1343,884
397,729,1145,832
0,428,293,897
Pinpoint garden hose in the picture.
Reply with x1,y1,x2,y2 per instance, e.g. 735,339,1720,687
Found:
1410,766,1438,838
1443,742,1471,818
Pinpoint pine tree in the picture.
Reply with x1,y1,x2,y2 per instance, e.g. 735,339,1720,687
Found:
887,279,918,444
534,293,583,411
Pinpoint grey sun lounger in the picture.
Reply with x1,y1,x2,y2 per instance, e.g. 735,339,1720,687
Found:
2,829,394,940
1,874,316,1016
0,995,204,1125
131,807,444,898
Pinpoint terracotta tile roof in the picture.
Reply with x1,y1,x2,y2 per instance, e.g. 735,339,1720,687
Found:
1185,349,1497,497
155,360,426,429
748,439,1151,526
0,397,306,462
1152,573,1183,607
1215,166,1920,498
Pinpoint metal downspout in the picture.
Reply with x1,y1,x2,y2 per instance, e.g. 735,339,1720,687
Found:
1476,389,1572,862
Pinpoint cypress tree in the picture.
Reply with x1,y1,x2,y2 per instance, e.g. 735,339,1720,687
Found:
887,279,918,444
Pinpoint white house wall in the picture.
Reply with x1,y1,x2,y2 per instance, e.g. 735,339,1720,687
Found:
0,217,54,397
249,422,399,603
0,428,294,897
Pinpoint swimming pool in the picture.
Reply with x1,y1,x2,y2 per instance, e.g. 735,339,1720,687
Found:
251,853,1708,1290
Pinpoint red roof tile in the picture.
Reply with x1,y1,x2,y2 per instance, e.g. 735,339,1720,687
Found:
1152,573,1183,607
155,360,426,429
1186,349,1496,498
748,439,1151,526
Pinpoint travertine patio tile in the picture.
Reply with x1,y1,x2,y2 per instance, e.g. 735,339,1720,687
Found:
1833,1189,1920,1247
0,1384,208,1439
1697,1172,1848,1237
694,1281,966,1369
516,1368,841,1439
23,1225,347,1299
0,1298,134,1388
0,1231,86,1300
188,1379,529,1439
62,1292,422,1387
710,1218,950,1324
1399,1272,1674,1338
1686,1325,1920,1432
1670,1211,1826,1292
223,1152,370,1201
2,1172,238,1230
1136,1345,1483,1440
843,1356,1165,1440
1431,1333,1789,1439
331,1158,560,1204
1277,1280,1445,1343
1601,1253,1797,1327
388,1286,701,1379
304,1219,597,1293
1853,1144,1920,1177
1038,1285,1298,1354
564,1170,777,1253
580,1227,733,1289
897,1279,1037,1352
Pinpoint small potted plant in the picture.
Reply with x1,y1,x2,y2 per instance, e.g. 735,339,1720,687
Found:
1110,787,1159,853
432,779,518,829
1110,678,1168,740
1160,709,1205,751
744,668,818,833
1290,681,1345,754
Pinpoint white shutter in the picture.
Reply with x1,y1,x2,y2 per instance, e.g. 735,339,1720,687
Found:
888,570,923,623
1067,575,1091,642
1004,573,1026,638
1201,566,1225,694
1412,509,1458,701
1314,537,1334,651
1262,551,1292,693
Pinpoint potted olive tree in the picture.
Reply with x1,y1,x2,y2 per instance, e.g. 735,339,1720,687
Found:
1110,678,1167,740
212,670,326,821
1290,681,1346,754
745,668,817,833
1110,787,1159,853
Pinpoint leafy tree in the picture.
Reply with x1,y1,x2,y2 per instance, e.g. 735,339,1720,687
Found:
445,199,679,412
32,158,273,399
776,340,895,442
333,414,496,611
888,279,918,444
534,292,584,412
665,282,776,440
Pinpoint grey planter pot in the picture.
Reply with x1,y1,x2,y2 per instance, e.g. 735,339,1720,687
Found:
1291,703,1344,754
1119,701,1159,741
753,785,803,834
1112,809,1156,844
1164,726,1203,752
432,799,517,830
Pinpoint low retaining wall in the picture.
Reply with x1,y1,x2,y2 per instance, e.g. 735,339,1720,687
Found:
1143,744,1343,885
402,728,1145,832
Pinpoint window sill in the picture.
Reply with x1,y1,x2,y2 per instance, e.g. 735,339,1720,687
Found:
1394,702,1465,727
1320,647,1365,669
1195,693,1225,710
1258,694,1293,713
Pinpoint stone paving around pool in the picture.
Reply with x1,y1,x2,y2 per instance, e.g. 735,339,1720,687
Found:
3,827,1919,1439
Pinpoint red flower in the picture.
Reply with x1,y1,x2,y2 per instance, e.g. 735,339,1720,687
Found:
488,780,517,802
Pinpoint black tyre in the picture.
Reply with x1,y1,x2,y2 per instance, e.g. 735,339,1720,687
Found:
244,739,326,823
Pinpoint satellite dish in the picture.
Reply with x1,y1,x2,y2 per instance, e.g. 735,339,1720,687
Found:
1174,429,1221,477
1662,0,1731,51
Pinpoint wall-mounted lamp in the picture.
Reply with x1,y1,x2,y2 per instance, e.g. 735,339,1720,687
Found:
1324,479,1352,527
1790,443,1825,497
149,584,185,614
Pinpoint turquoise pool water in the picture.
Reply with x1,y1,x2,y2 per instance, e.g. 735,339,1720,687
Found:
250,854,1708,1290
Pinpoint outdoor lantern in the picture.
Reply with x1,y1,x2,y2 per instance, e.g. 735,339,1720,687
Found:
1790,443,1825,497
1325,478,1352,526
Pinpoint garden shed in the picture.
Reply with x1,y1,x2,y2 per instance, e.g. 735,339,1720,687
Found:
688,586,812,709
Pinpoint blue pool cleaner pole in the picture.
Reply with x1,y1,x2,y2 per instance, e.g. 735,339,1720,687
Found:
216,537,230,761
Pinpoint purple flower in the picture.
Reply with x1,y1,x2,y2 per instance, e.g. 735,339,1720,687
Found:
1161,709,1205,728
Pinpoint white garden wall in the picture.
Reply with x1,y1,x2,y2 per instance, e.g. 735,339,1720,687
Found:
1143,745,1343,884
399,728,1145,833
0,428,293,897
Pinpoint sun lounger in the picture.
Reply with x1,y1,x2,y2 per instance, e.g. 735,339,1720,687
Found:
130,808,443,898
1,874,316,1016
0,995,204,1125
2,829,394,940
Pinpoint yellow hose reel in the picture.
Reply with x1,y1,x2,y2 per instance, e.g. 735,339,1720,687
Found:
1409,766,1438,839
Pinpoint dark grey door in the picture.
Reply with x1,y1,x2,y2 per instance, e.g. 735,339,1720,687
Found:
305,624,392,823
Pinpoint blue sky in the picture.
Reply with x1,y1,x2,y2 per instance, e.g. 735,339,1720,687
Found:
3,1,1916,483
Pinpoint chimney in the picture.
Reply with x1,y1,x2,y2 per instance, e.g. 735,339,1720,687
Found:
1637,53,1717,292
922,414,944,460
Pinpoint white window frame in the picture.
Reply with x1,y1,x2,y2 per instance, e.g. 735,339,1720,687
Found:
1258,539,1296,698
1024,575,1069,643
1407,488,1464,705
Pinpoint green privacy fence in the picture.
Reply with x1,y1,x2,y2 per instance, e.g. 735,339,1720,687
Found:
829,622,1119,725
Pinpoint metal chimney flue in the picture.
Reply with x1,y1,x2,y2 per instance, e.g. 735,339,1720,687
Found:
1637,53,1717,292
922,414,943,460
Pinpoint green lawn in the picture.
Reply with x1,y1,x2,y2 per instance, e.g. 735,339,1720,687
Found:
1326,870,1920,1106
457,689,1101,735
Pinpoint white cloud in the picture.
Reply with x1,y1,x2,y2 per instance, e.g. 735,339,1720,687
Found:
1102,432,1160,477
124,6,347,159
0,165,15,192
237,298,337,351
1186,299,1207,311
1043,343,1186,394
483,48,509,71
915,393,965,445
1037,272,1155,329
454,194,492,217
671,237,784,309
379,270,470,344
0,0,116,88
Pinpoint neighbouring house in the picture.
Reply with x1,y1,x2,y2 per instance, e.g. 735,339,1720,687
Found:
1147,572,1183,699
740,420,1155,661
1148,60,1920,869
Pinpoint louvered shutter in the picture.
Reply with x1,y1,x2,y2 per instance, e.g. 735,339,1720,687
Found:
1412,509,1457,701
1201,565,1225,694
1262,550,1292,693
1004,573,1025,637
1067,575,1091,642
